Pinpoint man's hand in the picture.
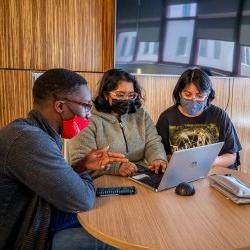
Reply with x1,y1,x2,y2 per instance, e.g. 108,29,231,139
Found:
73,146,128,172
148,159,167,174
119,161,137,176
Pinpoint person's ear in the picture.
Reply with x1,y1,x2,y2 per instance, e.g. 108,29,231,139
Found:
54,100,65,114
105,94,113,105
104,93,109,101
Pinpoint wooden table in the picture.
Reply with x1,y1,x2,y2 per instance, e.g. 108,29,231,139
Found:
77,168,250,250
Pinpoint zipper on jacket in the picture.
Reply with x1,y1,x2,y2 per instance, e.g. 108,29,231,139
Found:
118,117,128,153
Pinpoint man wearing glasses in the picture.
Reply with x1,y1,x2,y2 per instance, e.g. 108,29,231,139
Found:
0,68,127,249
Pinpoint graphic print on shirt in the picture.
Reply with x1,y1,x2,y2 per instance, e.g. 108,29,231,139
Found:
169,123,219,152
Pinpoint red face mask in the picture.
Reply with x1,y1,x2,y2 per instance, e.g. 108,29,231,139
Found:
61,115,90,139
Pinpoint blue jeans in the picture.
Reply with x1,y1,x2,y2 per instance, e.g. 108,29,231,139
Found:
52,227,118,250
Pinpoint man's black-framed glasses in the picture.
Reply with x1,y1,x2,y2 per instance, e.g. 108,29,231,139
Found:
61,97,92,111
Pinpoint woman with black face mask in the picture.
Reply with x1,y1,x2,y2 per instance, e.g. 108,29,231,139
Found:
68,69,167,177
156,68,242,170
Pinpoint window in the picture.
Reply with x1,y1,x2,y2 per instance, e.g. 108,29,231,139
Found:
168,3,197,18
176,36,187,56
163,3,196,64
115,0,250,76
136,42,159,62
199,40,208,57
163,20,195,64
116,32,137,63
240,46,250,77
120,37,128,57
214,41,221,59
197,40,234,72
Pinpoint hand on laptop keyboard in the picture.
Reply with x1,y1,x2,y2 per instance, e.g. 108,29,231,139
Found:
136,164,151,174
136,164,164,175
148,160,167,174
119,161,137,176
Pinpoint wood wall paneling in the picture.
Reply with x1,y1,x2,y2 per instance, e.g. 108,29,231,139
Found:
78,72,103,97
210,77,232,116
101,0,115,72
0,0,114,71
136,75,178,123
0,70,103,127
136,75,231,124
0,70,33,127
231,78,250,173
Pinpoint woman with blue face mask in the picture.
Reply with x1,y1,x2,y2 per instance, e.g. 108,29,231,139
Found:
156,68,242,169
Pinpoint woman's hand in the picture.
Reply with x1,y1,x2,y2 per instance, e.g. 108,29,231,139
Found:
148,160,167,174
119,161,138,176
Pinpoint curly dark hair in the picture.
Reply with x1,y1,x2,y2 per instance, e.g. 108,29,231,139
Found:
33,68,87,104
173,67,215,105
93,69,143,113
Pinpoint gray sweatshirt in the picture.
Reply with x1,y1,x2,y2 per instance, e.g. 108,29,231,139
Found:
68,106,167,178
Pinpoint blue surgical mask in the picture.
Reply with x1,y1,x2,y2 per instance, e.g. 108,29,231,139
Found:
180,97,207,116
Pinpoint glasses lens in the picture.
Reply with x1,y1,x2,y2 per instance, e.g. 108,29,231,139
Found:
129,93,138,100
182,92,206,101
84,103,92,111
112,92,138,100
62,97,92,111
114,93,125,99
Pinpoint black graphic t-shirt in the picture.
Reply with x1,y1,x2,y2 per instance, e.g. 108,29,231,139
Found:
156,104,242,169
169,123,219,152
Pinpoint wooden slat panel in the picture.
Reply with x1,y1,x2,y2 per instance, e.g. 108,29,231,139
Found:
0,70,103,127
0,70,33,127
231,78,250,173
78,72,103,97
0,0,113,72
210,77,232,115
136,75,178,123
101,0,115,71
136,75,231,124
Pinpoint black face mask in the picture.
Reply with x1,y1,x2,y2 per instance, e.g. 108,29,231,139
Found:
111,99,136,115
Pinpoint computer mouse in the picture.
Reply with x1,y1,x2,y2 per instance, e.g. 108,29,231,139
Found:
175,182,195,196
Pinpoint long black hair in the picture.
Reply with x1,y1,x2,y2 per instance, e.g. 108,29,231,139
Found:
93,69,143,113
172,68,215,105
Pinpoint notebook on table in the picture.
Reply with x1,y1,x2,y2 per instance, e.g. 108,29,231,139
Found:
209,174,250,204
129,142,224,192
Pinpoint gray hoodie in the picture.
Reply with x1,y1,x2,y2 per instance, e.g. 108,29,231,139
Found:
68,106,167,178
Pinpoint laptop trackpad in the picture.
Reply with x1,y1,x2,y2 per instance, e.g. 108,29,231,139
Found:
133,174,150,180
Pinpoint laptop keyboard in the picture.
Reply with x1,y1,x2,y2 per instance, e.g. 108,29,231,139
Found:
136,164,164,189
136,164,152,174
140,175,163,189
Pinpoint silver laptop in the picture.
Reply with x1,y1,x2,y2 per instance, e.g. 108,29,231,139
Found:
129,142,224,192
